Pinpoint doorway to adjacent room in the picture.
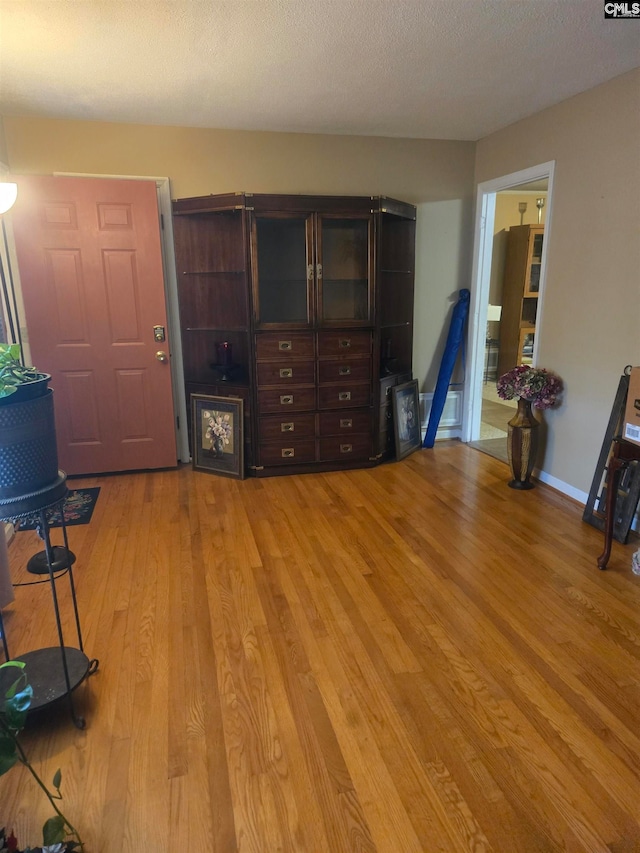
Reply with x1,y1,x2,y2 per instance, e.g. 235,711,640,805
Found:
463,162,555,464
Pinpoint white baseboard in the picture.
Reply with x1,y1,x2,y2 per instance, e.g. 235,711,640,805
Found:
420,390,635,528
535,469,639,532
534,469,589,505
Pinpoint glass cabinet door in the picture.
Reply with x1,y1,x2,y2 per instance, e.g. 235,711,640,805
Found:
317,215,372,325
525,230,544,295
254,214,313,326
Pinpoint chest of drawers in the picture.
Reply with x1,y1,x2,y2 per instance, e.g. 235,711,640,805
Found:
255,330,374,472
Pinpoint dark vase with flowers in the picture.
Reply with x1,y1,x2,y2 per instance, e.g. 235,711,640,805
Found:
497,365,563,490
507,397,539,489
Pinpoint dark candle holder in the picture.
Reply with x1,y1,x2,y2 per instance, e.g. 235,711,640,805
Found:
381,339,399,376
217,341,233,366
212,341,238,382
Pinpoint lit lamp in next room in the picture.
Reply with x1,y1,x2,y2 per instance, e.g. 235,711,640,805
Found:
486,304,502,341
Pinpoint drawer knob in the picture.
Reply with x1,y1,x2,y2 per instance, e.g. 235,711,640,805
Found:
280,395,294,405
281,422,294,432
282,448,295,458
340,418,353,428
338,366,351,376
339,339,351,348
340,444,353,453
278,340,292,351
338,391,351,401
279,367,293,378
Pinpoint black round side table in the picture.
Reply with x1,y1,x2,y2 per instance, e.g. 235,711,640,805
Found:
0,472,99,729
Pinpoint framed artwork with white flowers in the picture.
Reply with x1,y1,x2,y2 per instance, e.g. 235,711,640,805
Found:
191,394,244,479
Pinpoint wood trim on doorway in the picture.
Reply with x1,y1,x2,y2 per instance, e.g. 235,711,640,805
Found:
463,161,556,446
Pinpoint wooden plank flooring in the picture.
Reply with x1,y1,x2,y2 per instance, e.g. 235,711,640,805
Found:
1,442,639,852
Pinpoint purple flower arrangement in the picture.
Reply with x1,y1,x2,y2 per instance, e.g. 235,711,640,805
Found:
497,365,563,410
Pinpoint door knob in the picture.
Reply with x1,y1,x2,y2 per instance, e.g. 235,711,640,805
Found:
155,350,168,363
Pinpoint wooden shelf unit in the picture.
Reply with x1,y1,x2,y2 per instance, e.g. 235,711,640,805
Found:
497,224,544,378
172,193,416,477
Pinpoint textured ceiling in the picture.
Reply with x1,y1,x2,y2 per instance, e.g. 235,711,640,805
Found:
0,0,638,141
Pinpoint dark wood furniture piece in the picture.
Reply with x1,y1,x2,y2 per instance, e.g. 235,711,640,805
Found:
484,338,499,383
497,224,543,377
597,437,640,569
172,193,416,476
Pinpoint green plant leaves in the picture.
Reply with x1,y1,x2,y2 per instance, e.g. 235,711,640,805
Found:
1,659,27,694
0,343,39,398
1,662,33,735
0,661,33,776
0,662,83,850
42,814,65,845
0,731,18,774
0,343,21,365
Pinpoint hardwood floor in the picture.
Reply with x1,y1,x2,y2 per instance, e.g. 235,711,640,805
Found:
1,443,639,852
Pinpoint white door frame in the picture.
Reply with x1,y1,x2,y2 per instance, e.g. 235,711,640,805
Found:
462,161,556,443
53,172,190,463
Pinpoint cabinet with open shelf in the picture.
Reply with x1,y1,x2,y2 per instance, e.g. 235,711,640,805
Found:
172,193,416,476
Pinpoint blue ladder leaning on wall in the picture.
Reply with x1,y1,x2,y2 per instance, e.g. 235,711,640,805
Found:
423,288,470,449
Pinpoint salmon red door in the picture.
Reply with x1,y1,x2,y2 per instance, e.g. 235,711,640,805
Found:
11,175,177,475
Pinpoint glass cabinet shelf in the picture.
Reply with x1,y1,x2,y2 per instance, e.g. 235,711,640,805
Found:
182,270,245,276
185,326,248,332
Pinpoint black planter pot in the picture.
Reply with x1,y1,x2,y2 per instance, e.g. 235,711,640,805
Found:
0,378,61,507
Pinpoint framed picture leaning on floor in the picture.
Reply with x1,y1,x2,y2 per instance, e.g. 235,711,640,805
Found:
191,394,244,479
392,379,421,461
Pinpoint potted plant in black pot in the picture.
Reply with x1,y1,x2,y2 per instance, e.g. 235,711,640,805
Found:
0,344,50,404
0,344,62,511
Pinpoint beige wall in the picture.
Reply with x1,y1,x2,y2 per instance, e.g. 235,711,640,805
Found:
2,116,475,394
476,68,640,494
416,199,474,387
